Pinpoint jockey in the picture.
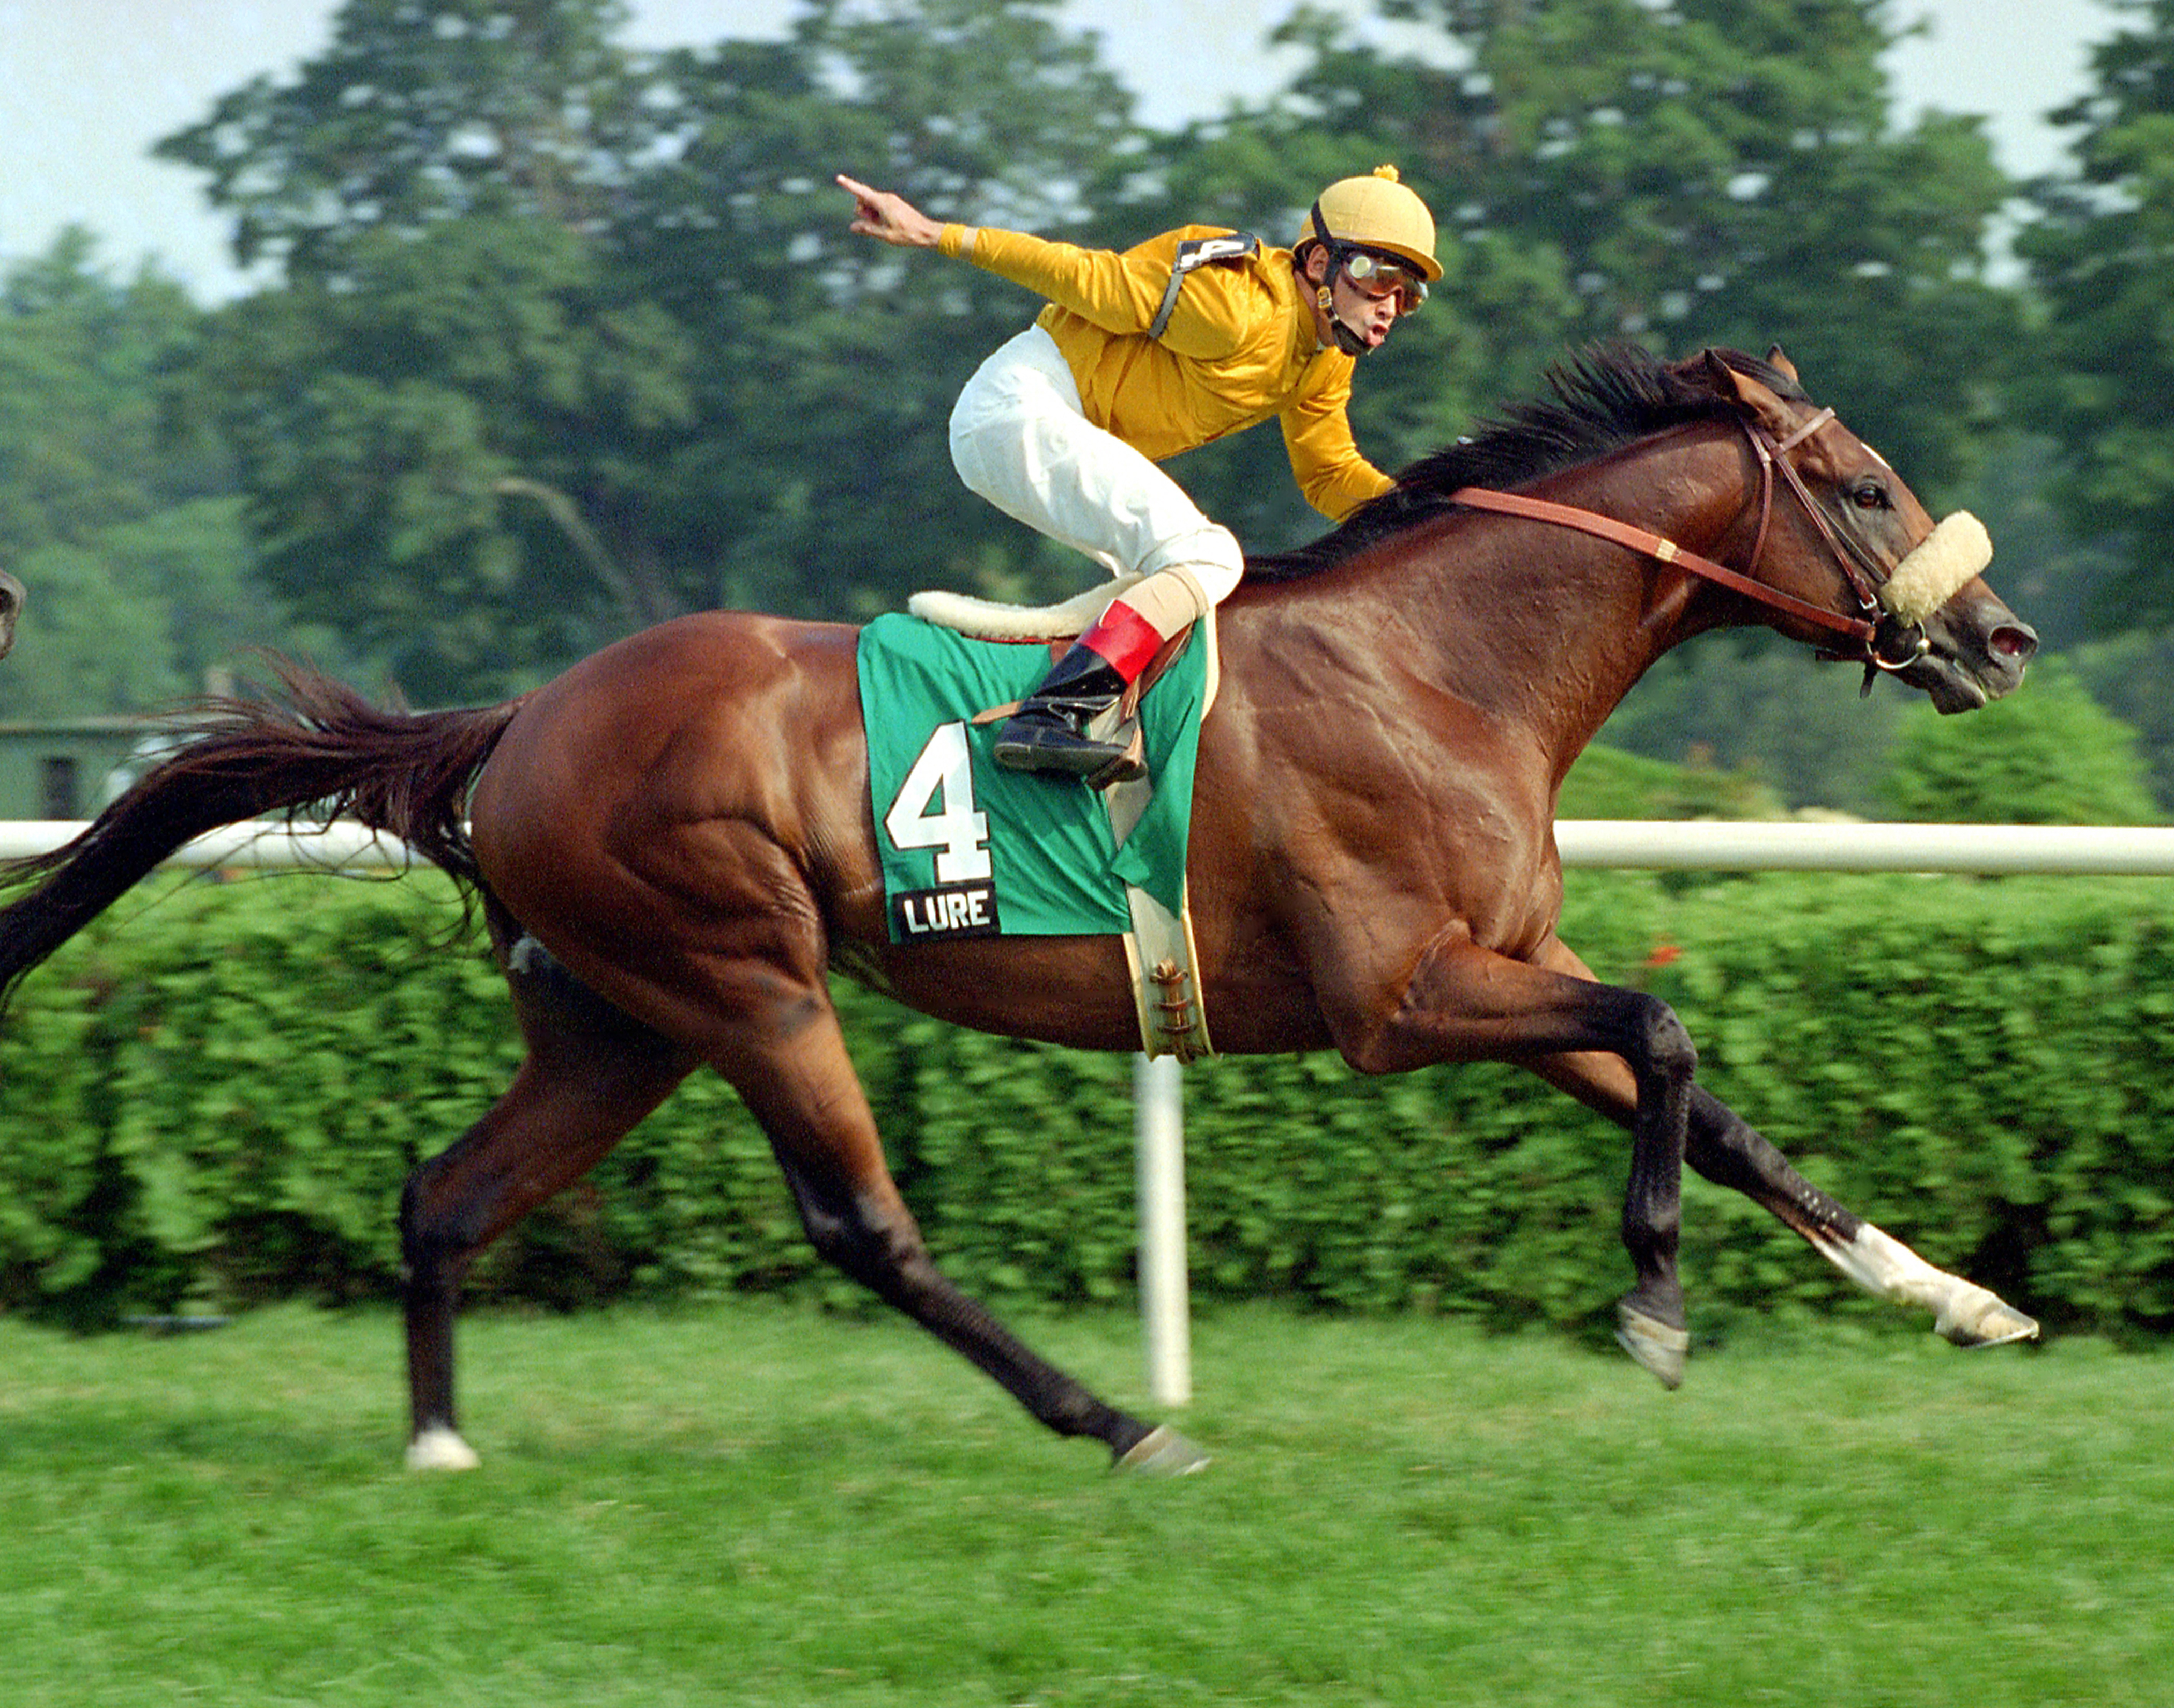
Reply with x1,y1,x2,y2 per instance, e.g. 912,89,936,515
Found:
838,165,1441,783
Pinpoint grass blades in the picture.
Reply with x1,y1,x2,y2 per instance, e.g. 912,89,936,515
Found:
1,1303,2169,1706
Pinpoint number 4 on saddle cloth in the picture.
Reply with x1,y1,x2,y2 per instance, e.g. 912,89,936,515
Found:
856,608,1213,1058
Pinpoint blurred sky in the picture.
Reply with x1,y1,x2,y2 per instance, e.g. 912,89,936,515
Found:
0,0,2124,303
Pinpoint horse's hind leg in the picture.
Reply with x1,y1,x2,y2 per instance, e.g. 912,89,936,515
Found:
400,953,698,1470
718,1002,1193,1468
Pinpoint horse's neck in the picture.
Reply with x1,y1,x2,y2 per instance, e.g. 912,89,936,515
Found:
1246,429,1750,770
1510,445,1740,744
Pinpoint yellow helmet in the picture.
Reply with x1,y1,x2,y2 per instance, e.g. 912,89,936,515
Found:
1300,164,1442,284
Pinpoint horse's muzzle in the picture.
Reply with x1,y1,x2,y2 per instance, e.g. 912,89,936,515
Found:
1912,594,2036,714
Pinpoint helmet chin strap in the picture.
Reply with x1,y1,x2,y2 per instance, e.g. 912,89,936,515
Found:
1315,281,1371,356
1306,197,1374,357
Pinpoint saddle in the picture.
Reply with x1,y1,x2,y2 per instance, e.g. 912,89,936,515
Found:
896,577,1220,1062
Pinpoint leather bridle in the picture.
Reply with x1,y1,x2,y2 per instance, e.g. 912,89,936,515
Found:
1450,406,1935,680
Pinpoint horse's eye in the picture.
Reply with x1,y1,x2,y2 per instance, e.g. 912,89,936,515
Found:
1849,479,1891,511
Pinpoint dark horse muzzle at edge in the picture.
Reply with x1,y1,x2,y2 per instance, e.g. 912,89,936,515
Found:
0,569,22,660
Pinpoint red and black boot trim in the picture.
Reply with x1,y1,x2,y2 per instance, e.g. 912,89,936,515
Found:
989,604,1159,784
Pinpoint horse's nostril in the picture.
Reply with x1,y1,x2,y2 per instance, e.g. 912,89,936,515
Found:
1990,624,2037,662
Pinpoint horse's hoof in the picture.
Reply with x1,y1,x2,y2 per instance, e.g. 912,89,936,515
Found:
1935,1287,2041,1349
1114,1424,1211,1476
405,1426,482,1471
1615,1303,1690,1390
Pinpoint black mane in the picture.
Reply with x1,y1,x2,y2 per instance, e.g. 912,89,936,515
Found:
1247,343,1809,582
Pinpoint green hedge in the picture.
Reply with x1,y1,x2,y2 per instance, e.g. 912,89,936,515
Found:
4,864,2173,1339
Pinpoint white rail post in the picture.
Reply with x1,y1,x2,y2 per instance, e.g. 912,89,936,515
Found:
1133,1051,1192,1407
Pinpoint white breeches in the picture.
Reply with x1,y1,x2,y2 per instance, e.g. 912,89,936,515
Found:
948,326,1244,637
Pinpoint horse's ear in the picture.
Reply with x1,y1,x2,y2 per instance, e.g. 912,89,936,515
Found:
1704,348,1794,436
1765,345,1800,384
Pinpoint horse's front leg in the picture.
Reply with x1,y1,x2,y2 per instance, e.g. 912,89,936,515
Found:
1685,1085,2037,1347
1334,931,1699,1387
1527,942,2038,1353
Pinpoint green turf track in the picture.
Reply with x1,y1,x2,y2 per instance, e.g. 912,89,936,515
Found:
1,1303,2167,1707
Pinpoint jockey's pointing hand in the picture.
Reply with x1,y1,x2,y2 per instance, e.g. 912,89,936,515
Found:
837,174,944,249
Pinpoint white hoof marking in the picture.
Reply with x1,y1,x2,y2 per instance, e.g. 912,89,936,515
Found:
1935,1287,2041,1349
1815,1223,2040,1346
1615,1305,1690,1389
406,1426,481,1471
1115,1425,1211,1476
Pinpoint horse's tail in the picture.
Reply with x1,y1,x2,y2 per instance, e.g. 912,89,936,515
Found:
0,658,524,1009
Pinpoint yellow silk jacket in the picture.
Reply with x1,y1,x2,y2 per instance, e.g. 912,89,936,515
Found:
938,222,1393,521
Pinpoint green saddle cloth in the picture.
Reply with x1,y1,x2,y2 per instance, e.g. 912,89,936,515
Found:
856,612,1206,943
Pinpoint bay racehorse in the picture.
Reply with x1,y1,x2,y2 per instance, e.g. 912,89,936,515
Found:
0,346,2041,1473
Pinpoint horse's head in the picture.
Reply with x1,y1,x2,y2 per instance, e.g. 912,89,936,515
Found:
0,568,21,662
1705,347,2036,713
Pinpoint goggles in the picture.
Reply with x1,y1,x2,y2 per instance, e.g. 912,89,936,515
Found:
1336,247,1428,315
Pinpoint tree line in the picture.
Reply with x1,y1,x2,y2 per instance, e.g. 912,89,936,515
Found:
4,0,2173,816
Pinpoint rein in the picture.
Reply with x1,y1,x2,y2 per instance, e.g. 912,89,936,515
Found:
1449,408,1933,676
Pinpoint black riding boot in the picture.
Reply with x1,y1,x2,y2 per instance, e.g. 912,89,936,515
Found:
991,641,1146,783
